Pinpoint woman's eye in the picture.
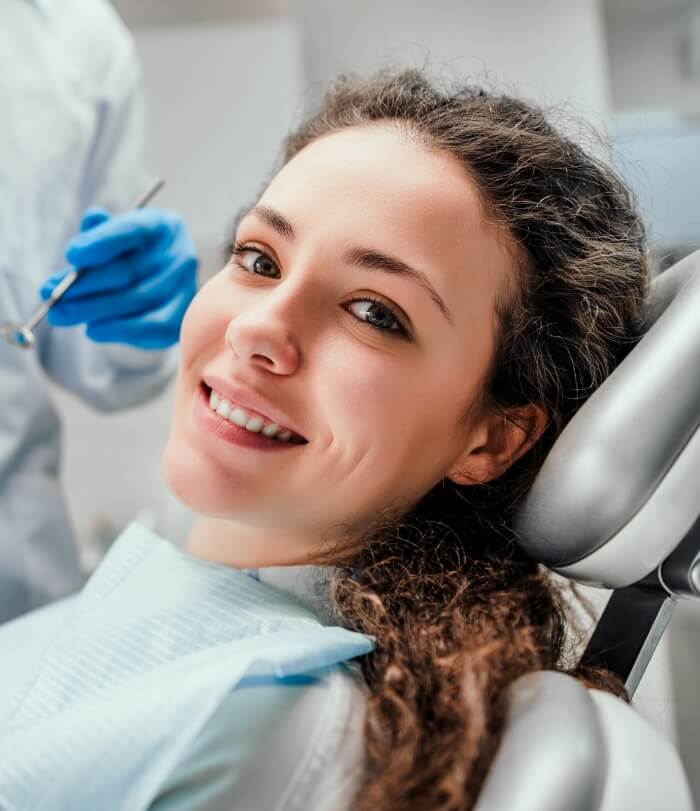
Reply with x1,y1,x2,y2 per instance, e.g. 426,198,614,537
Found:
346,299,407,337
230,243,409,339
231,245,280,278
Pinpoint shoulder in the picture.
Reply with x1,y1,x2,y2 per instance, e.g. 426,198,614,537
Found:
153,661,369,811
34,0,140,89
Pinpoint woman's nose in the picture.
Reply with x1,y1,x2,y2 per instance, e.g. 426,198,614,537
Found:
224,310,301,374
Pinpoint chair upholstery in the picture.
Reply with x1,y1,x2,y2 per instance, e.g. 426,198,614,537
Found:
475,672,693,811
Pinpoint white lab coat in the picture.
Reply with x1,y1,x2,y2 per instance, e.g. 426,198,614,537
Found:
0,0,177,621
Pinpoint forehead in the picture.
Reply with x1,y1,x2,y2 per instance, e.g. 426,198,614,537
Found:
265,125,485,242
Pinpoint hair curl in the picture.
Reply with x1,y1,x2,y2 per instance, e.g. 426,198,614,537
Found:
280,69,651,811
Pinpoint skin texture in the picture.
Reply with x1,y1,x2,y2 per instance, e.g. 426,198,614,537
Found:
162,125,547,568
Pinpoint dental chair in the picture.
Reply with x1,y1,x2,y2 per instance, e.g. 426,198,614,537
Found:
475,250,700,811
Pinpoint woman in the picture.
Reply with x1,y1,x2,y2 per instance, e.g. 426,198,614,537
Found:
0,68,648,810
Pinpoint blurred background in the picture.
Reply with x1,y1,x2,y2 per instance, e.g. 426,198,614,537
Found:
45,0,700,801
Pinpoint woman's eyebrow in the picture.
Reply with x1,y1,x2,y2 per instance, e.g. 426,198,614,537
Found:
246,205,296,241
244,205,453,325
344,247,453,325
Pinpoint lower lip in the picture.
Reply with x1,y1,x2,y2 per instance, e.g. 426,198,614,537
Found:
194,384,306,452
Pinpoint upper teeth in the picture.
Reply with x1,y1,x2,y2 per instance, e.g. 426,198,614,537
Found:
208,388,301,443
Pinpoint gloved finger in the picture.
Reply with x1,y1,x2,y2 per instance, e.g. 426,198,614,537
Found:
39,268,74,299
46,257,196,326
80,207,111,232
40,249,165,303
64,208,177,267
85,291,193,349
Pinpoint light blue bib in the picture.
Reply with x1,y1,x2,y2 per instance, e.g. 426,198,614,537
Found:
0,523,374,811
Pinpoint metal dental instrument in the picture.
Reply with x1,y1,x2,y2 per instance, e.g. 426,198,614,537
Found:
1,177,165,350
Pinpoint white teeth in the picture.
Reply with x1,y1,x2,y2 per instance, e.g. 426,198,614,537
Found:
206,387,302,443
229,407,248,428
244,415,264,433
216,400,232,419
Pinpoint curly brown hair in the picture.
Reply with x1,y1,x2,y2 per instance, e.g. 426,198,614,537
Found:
279,69,651,811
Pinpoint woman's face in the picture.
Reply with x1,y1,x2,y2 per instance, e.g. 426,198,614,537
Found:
163,125,520,564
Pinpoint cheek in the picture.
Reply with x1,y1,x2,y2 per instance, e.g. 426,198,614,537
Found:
339,352,470,472
179,277,229,362
178,303,200,358
172,285,229,425
318,344,424,448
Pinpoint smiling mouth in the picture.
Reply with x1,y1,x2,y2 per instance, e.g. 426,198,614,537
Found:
201,383,308,444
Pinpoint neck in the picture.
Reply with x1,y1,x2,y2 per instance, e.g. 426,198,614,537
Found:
184,515,330,568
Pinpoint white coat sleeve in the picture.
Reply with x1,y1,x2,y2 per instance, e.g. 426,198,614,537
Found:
35,3,178,413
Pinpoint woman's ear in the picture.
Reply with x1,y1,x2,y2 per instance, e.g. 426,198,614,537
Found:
446,403,548,486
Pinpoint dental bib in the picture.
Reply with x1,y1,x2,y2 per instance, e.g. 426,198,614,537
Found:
0,523,373,811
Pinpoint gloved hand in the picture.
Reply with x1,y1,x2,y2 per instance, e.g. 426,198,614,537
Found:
39,207,198,350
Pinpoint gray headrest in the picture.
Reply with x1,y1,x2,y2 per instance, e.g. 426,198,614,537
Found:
514,249,700,587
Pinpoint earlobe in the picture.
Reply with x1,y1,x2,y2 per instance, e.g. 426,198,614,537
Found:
446,404,548,486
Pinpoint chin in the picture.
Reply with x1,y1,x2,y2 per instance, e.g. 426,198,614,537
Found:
161,435,247,518
162,437,216,515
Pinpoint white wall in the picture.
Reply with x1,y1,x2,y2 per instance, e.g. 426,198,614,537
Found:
606,5,700,116
603,4,700,253
293,0,613,127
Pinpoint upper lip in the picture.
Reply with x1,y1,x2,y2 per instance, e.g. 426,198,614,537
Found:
202,373,307,440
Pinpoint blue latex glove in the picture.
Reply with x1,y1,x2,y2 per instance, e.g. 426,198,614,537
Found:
40,207,198,349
